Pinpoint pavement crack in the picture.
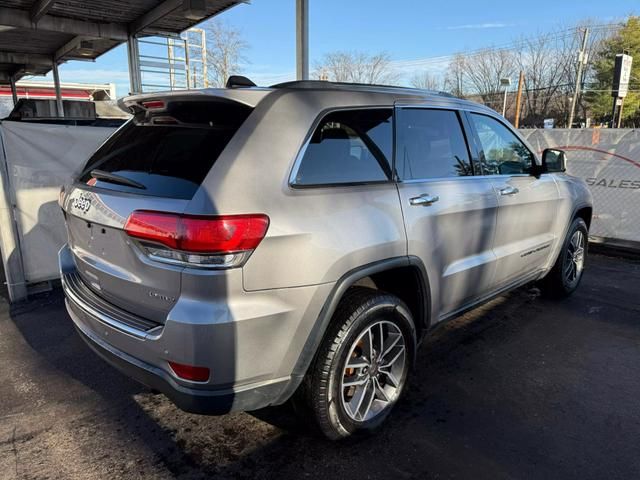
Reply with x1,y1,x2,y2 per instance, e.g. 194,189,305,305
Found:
11,425,18,479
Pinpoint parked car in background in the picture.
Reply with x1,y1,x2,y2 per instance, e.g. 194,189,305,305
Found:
59,80,592,439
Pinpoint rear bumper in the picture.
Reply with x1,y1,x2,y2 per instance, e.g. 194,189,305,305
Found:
70,307,287,414
59,243,331,413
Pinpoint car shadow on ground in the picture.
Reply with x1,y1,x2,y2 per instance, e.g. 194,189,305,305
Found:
6,293,209,478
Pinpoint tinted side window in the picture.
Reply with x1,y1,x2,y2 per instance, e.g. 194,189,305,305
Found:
470,113,534,175
396,109,472,180
293,109,392,186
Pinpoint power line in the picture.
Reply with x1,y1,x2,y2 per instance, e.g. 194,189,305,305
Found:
390,22,622,72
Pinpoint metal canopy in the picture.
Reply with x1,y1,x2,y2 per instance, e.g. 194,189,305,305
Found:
0,0,244,84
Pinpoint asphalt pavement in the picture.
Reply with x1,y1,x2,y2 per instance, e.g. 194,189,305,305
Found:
0,253,638,479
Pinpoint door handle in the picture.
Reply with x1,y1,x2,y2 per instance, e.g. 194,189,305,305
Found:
499,186,519,196
409,194,439,206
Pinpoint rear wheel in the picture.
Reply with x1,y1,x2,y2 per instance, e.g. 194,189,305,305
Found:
540,217,588,298
303,287,416,440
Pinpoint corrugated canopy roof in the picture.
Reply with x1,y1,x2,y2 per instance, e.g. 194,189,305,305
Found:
0,0,244,83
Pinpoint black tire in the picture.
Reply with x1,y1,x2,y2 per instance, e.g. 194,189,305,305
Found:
539,217,588,298
302,287,416,440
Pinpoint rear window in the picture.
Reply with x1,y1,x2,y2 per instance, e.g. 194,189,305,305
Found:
78,99,252,199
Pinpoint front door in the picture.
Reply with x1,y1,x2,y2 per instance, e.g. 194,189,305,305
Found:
467,112,559,288
395,107,499,318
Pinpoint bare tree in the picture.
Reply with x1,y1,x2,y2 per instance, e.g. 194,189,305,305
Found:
204,20,249,87
462,48,516,108
443,53,467,97
516,32,569,123
410,71,442,90
314,51,398,84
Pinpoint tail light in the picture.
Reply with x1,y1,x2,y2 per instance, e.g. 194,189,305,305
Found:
124,211,269,269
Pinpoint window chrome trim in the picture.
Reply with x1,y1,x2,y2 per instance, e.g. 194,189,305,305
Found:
288,105,394,189
397,175,490,185
471,173,532,179
394,103,465,111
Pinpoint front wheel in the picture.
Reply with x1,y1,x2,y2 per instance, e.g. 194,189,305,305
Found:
303,287,416,440
540,217,588,298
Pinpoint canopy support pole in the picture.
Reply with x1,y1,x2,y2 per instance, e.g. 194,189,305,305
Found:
296,0,309,80
9,75,17,106
127,35,142,94
52,60,64,117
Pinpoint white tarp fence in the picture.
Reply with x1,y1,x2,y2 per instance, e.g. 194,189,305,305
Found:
0,121,116,301
520,129,640,245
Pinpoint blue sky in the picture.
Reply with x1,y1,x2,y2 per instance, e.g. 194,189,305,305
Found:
46,0,638,97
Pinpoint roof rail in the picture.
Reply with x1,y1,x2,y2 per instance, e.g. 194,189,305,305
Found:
269,80,455,97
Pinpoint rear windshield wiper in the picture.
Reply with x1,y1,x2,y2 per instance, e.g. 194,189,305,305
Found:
90,170,147,190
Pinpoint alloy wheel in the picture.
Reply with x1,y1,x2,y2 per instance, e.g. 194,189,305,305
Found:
340,320,407,422
564,230,585,285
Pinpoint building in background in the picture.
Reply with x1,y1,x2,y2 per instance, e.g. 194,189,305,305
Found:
0,81,116,118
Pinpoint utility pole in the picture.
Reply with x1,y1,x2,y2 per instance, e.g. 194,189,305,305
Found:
568,27,589,128
514,71,524,128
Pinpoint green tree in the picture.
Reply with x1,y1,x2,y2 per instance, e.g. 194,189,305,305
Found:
587,16,640,125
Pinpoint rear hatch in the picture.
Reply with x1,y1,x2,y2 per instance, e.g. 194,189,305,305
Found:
63,95,254,323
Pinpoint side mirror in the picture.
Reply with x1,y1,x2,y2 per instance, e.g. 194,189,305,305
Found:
541,148,567,173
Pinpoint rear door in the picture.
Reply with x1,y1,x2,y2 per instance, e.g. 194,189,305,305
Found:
395,106,499,317
62,97,253,322
466,112,559,287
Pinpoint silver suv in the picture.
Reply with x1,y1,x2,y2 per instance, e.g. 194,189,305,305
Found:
59,80,592,439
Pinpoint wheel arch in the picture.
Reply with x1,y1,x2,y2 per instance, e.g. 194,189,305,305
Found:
541,201,592,282
274,256,432,404
574,205,593,230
